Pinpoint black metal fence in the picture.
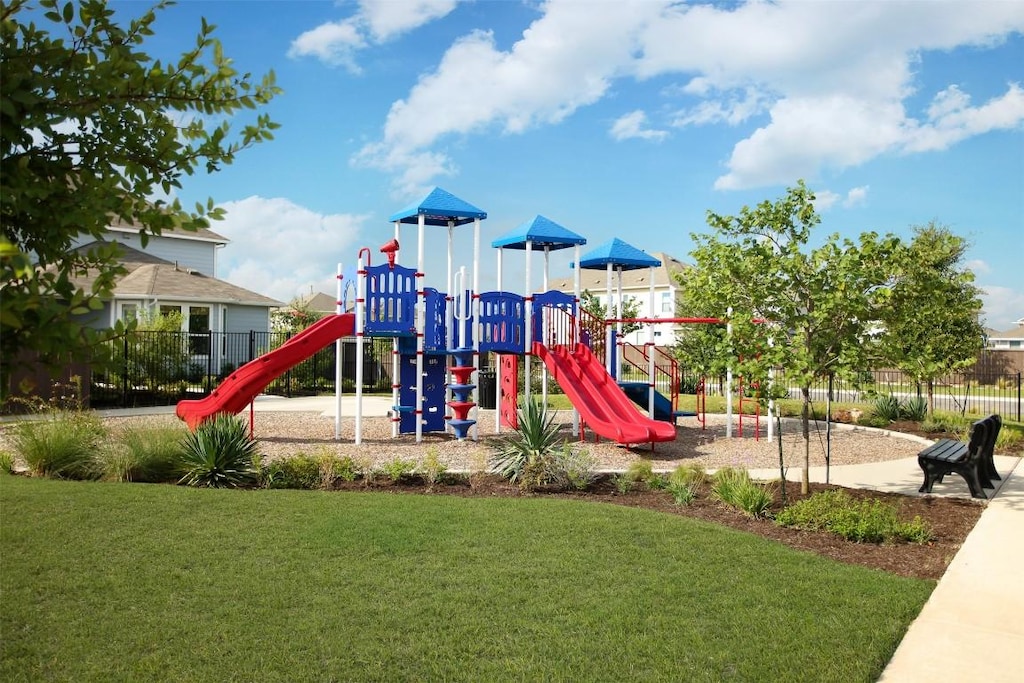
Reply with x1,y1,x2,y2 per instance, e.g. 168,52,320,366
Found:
89,330,1024,421
90,331,396,409
683,368,1022,422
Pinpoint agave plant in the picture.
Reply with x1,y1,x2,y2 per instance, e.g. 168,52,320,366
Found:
490,399,564,489
179,414,258,488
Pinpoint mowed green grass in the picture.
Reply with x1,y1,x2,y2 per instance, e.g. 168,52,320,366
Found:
1,476,931,682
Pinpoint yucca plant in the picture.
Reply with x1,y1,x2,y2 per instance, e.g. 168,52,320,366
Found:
179,414,258,488
490,398,564,489
900,396,928,422
870,394,902,422
12,411,104,479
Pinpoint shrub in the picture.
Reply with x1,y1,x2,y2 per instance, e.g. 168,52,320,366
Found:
12,411,104,479
668,480,699,506
776,490,932,543
271,454,320,489
612,473,634,494
710,468,774,518
669,464,708,489
314,450,357,489
994,426,1022,454
551,444,597,491
624,460,655,488
870,395,902,422
490,399,564,489
857,414,891,429
179,414,258,488
0,450,15,475
99,424,185,483
419,448,448,487
900,396,928,422
381,457,416,482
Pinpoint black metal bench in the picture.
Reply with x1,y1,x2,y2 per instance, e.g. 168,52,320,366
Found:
917,414,1001,499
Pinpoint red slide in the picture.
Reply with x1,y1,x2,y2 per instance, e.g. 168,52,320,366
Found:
533,342,676,445
176,313,355,429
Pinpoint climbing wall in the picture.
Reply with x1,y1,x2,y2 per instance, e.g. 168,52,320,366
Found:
499,353,519,430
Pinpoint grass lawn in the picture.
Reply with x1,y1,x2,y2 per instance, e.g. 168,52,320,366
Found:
1,476,932,682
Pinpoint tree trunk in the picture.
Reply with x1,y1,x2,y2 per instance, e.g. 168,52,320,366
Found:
927,380,935,418
801,387,811,495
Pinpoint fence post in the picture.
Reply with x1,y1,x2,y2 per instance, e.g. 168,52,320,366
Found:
122,335,129,408
1018,372,1021,423
206,332,213,394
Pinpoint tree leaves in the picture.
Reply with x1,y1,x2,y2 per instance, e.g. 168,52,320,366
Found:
1,0,281,396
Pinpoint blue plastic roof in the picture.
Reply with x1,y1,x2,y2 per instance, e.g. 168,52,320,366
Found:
576,238,661,270
388,187,487,226
490,215,587,250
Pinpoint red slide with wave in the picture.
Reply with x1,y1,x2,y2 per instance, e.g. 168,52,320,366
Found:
533,342,676,445
176,313,355,429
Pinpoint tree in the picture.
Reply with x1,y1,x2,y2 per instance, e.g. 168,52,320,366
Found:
880,222,985,417
1,0,280,398
579,289,641,335
271,297,325,334
680,181,901,493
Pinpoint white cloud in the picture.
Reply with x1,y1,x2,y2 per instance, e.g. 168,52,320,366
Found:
813,189,840,212
843,185,869,208
610,110,668,142
980,285,1024,329
214,196,368,303
967,259,992,275
288,20,365,71
289,0,460,71
350,0,1024,193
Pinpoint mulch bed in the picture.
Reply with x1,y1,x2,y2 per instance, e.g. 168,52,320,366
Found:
329,474,985,581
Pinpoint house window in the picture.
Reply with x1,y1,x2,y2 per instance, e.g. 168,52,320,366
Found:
661,291,673,313
189,306,211,355
120,303,138,322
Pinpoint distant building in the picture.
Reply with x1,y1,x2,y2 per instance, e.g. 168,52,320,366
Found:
986,318,1024,350
547,251,688,346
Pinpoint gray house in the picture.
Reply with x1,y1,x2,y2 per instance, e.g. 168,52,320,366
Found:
71,221,283,375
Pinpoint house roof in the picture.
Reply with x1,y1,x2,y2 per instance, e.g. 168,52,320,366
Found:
987,319,1024,339
71,242,282,307
107,216,229,243
291,291,343,314
491,215,586,250
388,187,487,226
548,251,688,293
577,238,661,270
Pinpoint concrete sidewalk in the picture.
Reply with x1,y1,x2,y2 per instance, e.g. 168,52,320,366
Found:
878,456,1024,682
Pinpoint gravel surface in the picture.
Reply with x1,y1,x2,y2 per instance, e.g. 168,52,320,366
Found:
59,410,932,473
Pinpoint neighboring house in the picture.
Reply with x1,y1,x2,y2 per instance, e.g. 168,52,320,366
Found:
548,251,688,346
987,319,1024,350
70,222,283,372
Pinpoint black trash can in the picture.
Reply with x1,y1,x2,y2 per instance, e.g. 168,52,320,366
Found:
478,370,497,409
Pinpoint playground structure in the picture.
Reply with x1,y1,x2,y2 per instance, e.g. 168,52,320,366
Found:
177,187,768,445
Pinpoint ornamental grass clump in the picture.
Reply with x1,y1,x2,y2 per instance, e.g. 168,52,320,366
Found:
711,467,774,518
98,424,186,483
776,489,932,544
12,411,104,480
490,399,564,490
179,414,258,488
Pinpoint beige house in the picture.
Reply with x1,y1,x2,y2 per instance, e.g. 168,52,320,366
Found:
548,251,688,346
987,318,1024,350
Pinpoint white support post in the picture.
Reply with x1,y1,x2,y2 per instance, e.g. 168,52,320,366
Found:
605,262,613,374
648,264,656,418
445,222,454,436
572,244,581,437
416,214,426,443
355,255,365,445
541,245,550,412
335,262,344,440
726,306,733,439
616,266,624,381
472,217,480,440
524,241,533,401
495,247,503,433
392,222,401,439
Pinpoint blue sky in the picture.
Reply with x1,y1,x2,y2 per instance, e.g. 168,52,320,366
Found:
119,0,1022,329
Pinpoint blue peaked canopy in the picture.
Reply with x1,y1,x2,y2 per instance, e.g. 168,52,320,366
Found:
576,238,661,271
491,215,587,251
389,187,487,226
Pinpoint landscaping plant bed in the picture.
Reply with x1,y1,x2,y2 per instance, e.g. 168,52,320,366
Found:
324,473,985,581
